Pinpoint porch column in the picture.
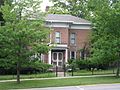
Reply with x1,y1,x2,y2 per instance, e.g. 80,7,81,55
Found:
48,50,51,64
65,49,68,63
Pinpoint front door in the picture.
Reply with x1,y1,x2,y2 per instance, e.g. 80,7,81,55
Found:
52,52,63,67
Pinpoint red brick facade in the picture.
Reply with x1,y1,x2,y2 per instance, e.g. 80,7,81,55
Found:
43,27,90,64
51,27,69,44
44,14,91,67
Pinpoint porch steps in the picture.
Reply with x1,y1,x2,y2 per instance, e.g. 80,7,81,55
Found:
57,72,69,77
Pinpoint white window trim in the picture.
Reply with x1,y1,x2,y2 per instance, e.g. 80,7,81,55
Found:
55,32,61,43
70,51,76,59
70,33,76,45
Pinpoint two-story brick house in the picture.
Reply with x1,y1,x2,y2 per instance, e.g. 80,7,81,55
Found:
42,14,91,67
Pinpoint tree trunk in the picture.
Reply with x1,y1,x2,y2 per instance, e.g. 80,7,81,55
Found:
17,61,20,84
116,60,120,78
91,68,94,75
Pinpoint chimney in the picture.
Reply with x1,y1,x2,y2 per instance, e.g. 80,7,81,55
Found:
45,6,50,12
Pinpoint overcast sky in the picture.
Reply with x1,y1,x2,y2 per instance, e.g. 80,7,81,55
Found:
41,0,53,11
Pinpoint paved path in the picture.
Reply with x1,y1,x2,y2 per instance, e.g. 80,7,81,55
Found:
0,74,115,83
17,83,120,90
57,72,69,77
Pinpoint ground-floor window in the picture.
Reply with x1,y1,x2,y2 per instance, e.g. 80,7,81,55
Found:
70,51,76,59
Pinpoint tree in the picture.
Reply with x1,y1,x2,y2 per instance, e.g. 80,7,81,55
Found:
49,0,89,19
0,0,50,83
89,0,120,77
0,0,4,23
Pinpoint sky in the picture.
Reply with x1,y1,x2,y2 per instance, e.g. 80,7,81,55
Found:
41,0,53,11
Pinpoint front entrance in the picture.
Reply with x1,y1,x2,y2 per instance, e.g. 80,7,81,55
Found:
52,52,63,67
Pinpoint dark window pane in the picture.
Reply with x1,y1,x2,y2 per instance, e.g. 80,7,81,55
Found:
58,53,62,60
71,51,75,59
53,53,57,60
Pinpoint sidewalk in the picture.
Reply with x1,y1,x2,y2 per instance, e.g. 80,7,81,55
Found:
16,83,120,90
0,74,115,83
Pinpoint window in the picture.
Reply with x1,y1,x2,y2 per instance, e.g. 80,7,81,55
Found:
58,53,63,60
53,53,57,60
55,32,61,43
70,51,76,59
70,33,76,44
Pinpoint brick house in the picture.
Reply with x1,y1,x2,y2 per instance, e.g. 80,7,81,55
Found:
42,14,91,67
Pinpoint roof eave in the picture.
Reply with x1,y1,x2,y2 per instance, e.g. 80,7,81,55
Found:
45,20,91,25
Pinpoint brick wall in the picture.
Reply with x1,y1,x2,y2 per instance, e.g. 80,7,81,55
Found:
69,29,90,59
51,27,69,44
49,27,91,60
69,29,90,49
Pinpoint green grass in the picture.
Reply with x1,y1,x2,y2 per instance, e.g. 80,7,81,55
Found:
0,72,55,80
0,76,120,90
68,69,116,76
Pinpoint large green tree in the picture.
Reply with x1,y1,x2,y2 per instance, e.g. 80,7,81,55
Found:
49,0,89,19
89,0,120,77
49,0,119,19
0,0,50,83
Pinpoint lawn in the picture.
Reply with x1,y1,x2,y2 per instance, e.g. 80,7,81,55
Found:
0,69,115,80
0,76,120,90
0,72,55,80
68,69,116,76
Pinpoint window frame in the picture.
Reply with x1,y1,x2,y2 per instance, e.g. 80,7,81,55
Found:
70,51,76,59
55,31,61,43
70,33,76,44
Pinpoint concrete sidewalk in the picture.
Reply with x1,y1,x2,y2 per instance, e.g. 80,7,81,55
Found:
16,83,120,90
0,74,115,83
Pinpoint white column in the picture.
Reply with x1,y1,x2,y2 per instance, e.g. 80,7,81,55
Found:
65,49,68,63
57,53,58,66
48,50,51,64
75,51,76,59
40,54,44,62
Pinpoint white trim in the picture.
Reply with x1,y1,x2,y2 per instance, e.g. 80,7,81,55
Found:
70,33,76,45
46,20,73,23
55,31,61,44
65,49,68,63
70,25,91,29
52,52,57,61
49,44,67,48
52,52,63,66
73,22,91,25
46,22,69,28
45,22,91,29
46,20,91,25
70,51,76,59
41,54,44,61
75,51,76,59
48,50,51,64
70,51,71,59
56,44,67,47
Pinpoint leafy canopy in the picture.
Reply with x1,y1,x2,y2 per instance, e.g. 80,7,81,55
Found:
0,0,50,68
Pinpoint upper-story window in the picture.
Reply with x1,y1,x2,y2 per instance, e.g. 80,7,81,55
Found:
70,33,76,44
55,32,61,43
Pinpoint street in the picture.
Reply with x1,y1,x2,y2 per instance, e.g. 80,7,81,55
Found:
19,84,120,90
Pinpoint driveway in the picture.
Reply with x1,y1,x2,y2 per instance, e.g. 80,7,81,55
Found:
18,83,120,90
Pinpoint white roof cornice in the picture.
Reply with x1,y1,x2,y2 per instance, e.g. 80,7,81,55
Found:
46,20,91,25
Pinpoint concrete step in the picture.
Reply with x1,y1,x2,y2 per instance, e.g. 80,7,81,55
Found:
50,66,64,72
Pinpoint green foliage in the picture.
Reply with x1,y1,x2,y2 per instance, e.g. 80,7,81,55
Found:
29,60,52,73
89,0,120,76
0,0,50,83
49,0,89,19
